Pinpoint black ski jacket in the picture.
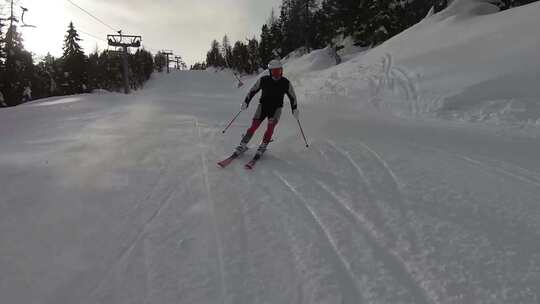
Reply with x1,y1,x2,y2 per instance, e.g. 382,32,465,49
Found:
244,76,298,112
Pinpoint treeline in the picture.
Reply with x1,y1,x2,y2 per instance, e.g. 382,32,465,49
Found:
203,35,261,74
198,0,538,73
0,21,158,107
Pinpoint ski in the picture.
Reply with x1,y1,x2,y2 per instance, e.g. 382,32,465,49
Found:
217,146,249,168
244,154,261,170
217,153,239,168
244,140,271,170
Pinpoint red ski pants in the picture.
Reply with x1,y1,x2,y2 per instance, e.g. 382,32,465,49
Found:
246,118,277,143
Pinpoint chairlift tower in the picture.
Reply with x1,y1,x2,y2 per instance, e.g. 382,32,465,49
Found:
161,50,173,73
174,56,185,70
107,31,142,94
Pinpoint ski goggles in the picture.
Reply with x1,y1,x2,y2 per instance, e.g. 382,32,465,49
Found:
270,68,283,78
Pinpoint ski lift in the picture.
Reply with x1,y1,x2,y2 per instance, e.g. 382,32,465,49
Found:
107,33,142,48
20,6,36,28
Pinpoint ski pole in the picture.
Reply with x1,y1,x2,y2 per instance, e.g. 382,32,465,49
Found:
296,118,309,148
222,110,242,134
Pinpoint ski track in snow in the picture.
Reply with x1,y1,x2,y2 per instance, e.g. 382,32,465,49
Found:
314,180,434,304
273,171,363,302
406,142,540,188
274,167,438,304
259,169,361,304
316,141,444,303
232,162,314,304
196,119,227,304
326,140,415,245
357,140,403,190
460,156,540,188
85,133,180,301
89,177,179,300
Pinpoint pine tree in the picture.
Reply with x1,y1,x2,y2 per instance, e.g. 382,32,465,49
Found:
269,17,284,58
498,0,538,9
222,35,233,68
361,0,392,46
318,0,366,45
395,0,433,29
280,0,303,55
33,53,60,98
206,40,225,68
154,51,166,72
246,38,261,74
259,24,273,67
87,50,101,90
0,18,5,105
3,24,33,105
62,22,87,94
231,41,244,72
190,62,206,70
130,49,153,88
0,18,5,66
232,41,250,73
312,2,335,48
101,50,123,90
297,0,319,51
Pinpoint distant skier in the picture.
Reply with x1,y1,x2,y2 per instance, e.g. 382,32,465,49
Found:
235,59,299,156
0,91,6,107
22,86,32,103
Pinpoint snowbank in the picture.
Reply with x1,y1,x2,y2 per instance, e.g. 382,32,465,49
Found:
282,0,540,128
32,97,83,107
283,47,339,80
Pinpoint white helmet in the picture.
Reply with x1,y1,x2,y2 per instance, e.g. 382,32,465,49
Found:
268,59,282,70
268,59,283,79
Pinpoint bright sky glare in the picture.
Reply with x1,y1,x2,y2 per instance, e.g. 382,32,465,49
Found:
8,0,281,65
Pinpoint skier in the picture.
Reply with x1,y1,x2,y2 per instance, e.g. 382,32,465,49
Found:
0,91,6,107
218,59,299,169
22,86,32,103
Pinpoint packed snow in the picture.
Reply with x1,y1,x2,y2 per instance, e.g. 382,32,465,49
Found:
2,2,540,303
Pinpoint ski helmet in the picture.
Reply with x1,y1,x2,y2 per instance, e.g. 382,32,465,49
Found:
268,59,283,79
268,59,282,69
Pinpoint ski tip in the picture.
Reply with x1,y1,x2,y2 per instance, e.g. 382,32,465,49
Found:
217,160,230,168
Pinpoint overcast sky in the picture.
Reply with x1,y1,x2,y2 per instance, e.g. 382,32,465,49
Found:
9,0,281,65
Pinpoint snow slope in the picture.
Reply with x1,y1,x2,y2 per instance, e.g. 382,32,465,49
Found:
286,0,540,128
2,3,540,303
2,67,540,303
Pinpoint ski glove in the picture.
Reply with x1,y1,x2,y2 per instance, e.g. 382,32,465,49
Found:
241,102,248,111
292,109,299,120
